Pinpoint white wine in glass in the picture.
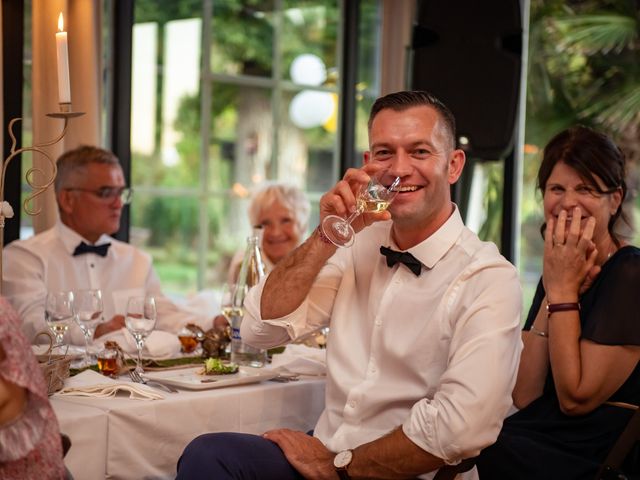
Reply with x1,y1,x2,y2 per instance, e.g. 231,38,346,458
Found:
125,296,157,374
45,291,75,348
322,173,400,248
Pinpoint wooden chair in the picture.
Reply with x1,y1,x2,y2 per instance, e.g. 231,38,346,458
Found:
595,404,640,480
432,457,477,480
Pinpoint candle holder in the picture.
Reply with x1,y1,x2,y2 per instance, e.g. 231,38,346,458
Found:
0,105,85,294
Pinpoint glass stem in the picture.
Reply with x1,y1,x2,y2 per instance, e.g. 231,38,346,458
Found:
83,331,90,365
136,339,144,370
344,204,364,226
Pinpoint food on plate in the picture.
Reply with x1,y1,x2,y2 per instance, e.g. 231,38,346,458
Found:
202,358,239,375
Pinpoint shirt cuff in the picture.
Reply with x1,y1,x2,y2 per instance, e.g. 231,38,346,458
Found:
243,275,310,340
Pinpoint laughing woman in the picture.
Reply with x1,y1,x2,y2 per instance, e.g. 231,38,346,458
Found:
477,126,640,479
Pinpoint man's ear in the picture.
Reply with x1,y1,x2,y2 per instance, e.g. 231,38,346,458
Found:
363,151,371,165
57,190,74,215
447,149,466,185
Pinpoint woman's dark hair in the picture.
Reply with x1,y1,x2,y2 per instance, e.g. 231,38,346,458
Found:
537,125,628,245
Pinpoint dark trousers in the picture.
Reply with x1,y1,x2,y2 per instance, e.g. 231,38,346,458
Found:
176,432,305,480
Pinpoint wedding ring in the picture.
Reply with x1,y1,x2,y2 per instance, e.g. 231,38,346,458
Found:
552,235,563,247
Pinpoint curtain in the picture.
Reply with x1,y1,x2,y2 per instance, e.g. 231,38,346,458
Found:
380,0,415,95
31,0,102,233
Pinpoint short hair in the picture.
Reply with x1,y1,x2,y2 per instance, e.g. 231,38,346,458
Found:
537,125,628,245
248,182,311,234
55,145,120,193
368,90,457,150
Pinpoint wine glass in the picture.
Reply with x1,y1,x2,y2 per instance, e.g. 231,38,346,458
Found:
125,296,157,374
73,289,104,367
322,172,400,248
45,291,75,348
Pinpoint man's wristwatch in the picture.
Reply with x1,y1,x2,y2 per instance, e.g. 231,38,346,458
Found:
333,449,353,479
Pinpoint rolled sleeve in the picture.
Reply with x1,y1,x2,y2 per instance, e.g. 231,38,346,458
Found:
242,259,343,349
403,262,523,462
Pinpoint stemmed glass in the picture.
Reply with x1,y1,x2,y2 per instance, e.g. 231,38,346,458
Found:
45,291,75,349
125,296,157,374
322,172,400,248
73,289,104,367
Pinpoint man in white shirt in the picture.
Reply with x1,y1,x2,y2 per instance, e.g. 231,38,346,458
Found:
176,91,523,479
3,145,211,345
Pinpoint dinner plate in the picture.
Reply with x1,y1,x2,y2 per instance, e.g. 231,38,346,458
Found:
143,366,277,390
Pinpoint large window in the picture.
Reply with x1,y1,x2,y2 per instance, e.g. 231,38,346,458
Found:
129,0,381,295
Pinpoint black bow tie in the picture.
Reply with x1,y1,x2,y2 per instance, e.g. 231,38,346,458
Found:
380,246,422,276
73,241,111,257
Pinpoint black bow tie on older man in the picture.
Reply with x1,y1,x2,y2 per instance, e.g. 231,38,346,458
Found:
73,241,111,257
379,246,422,276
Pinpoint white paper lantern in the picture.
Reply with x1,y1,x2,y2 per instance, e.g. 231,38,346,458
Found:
289,91,333,129
290,54,327,86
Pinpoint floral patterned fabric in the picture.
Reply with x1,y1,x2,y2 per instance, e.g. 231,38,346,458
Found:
0,297,65,479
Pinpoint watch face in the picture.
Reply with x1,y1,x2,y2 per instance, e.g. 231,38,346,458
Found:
334,450,353,469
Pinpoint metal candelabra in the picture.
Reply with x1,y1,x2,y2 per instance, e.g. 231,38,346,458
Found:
0,104,84,294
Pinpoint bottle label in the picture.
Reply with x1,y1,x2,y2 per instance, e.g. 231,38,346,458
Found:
231,327,241,341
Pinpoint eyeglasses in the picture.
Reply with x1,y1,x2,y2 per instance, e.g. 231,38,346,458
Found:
66,187,133,205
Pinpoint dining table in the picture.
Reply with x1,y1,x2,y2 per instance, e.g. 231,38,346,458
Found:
51,372,326,479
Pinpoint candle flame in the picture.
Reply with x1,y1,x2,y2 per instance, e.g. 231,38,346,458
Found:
58,12,64,32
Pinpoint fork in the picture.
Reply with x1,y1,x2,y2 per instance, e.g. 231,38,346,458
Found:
128,369,178,393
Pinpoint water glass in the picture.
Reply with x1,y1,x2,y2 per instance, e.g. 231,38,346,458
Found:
125,296,157,374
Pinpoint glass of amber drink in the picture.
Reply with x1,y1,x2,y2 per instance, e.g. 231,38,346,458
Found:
321,171,400,248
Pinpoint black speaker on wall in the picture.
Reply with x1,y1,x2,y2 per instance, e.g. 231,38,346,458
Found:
410,0,522,160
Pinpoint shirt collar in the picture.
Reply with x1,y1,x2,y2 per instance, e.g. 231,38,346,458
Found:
385,204,464,270
56,220,113,256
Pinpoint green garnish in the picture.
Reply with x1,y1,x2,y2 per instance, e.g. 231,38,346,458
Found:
203,358,239,375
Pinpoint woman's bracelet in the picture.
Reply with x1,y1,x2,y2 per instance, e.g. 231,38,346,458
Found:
529,327,548,338
546,301,580,318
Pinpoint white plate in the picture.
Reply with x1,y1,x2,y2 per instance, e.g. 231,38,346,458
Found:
144,366,277,390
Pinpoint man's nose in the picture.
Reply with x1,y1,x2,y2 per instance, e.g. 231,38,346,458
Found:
388,150,412,178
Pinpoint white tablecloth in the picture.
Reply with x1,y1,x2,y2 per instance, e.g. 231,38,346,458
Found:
52,377,326,479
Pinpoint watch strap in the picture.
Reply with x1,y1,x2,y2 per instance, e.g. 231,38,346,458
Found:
336,468,351,480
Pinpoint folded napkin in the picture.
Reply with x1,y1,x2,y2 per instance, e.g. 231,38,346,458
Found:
99,328,181,359
270,344,326,376
57,370,164,400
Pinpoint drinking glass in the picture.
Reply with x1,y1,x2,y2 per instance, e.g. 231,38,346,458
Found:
220,283,246,322
45,291,75,348
73,289,104,367
125,296,157,374
322,172,400,248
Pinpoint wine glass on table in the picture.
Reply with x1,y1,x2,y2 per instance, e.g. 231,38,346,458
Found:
125,296,157,374
45,291,75,350
321,171,400,248
73,289,104,367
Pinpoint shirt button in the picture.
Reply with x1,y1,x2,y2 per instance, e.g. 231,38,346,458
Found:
375,319,382,327
349,400,356,408
90,263,95,268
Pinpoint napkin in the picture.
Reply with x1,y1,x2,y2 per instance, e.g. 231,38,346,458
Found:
99,329,181,359
57,370,164,400
270,344,326,376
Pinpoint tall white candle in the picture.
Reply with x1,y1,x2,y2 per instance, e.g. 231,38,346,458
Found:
55,12,71,104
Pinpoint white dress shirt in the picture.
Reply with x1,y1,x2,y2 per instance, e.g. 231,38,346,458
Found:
3,221,209,345
242,207,523,478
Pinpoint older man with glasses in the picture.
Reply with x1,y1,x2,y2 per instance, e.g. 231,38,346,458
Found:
3,145,211,345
